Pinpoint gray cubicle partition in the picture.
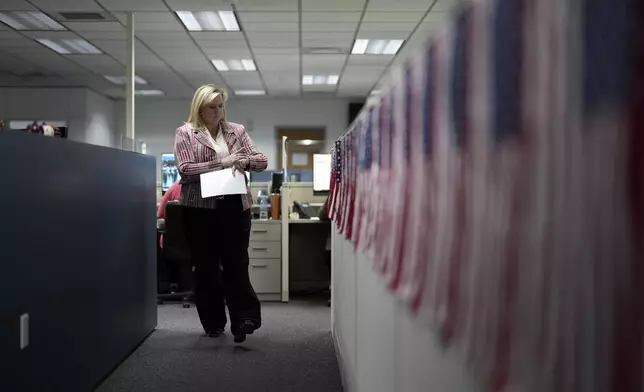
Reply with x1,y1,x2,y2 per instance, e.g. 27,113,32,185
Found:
0,131,158,391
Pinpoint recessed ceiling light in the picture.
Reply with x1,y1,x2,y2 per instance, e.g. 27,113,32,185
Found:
212,59,256,72
235,90,266,96
351,39,404,55
302,75,339,85
0,11,66,31
176,11,240,31
36,38,102,54
135,89,164,96
104,75,147,85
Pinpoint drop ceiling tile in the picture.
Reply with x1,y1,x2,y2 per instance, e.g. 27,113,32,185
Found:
254,54,299,71
221,72,264,89
80,31,128,40
347,54,394,67
90,39,148,54
136,21,186,32
114,12,172,23
301,31,353,41
235,0,298,11
301,54,346,73
262,72,299,86
301,32,354,50
180,71,224,83
202,48,252,58
164,0,232,11
191,32,245,41
252,47,299,55
355,30,413,40
67,54,124,73
242,22,299,32
424,11,448,23
302,22,358,32
153,48,205,61
433,0,458,12
358,22,417,32
362,11,426,23
238,12,298,23
367,0,434,12
301,0,366,12
301,12,361,22
21,31,81,40
246,32,298,47
302,84,336,93
196,40,249,51
0,0,36,11
342,64,388,79
29,0,103,12
266,88,300,96
137,32,194,47
63,21,124,32
97,0,168,12
0,37,41,48
169,64,214,74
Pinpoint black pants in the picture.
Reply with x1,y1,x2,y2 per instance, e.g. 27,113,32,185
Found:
182,197,261,333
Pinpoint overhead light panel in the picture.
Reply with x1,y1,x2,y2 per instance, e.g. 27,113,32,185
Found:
176,11,240,31
212,59,256,72
0,11,66,31
136,90,165,96
302,75,339,85
235,90,266,96
105,75,147,85
351,39,404,55
37,38,102,54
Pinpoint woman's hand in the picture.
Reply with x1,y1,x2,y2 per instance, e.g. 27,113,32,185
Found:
234,157,249,171
221,154,240,168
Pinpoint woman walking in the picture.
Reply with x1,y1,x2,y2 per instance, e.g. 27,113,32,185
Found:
174,84,267,343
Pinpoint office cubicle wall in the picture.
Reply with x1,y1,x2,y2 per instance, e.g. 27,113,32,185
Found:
0,131,158,391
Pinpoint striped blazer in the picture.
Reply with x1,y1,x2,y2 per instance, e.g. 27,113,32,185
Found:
174,121,268,211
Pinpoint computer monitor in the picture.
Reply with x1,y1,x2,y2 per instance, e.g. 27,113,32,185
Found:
161,153,181,192
313,153,331,195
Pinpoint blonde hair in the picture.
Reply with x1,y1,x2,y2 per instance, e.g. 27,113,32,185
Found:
187,84,229,130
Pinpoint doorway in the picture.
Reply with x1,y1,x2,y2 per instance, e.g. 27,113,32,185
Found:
276,128,326,171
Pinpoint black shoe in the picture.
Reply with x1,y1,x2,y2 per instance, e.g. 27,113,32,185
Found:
206,329,225,338
233,320,255,343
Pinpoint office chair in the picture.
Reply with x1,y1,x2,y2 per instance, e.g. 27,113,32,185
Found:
157,202,193,308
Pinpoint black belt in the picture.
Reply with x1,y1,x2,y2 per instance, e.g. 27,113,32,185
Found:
213,194,240,200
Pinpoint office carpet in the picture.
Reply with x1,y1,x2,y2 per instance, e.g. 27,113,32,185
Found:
96,300,343,392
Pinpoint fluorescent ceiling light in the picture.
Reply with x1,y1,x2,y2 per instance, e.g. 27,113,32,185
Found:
211,59,256,72
135,90,165,96
37,38,102,54
235,90,266,96
300,139,313,146
0,11,66,31
104,75,147,85
176,11,240,31
302,75,339,85
351,39,404,55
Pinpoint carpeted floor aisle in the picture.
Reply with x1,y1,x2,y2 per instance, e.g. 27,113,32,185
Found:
97,300,343,392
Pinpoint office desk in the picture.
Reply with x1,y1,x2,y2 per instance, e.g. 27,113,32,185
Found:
287,219,331,294
289,218,324,224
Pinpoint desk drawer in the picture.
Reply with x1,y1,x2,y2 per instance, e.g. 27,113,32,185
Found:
249,258,281,294
248,241,281,259
250,222,281,242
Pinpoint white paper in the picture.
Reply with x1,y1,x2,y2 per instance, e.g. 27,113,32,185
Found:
313,153,331,191
200,168,247,198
